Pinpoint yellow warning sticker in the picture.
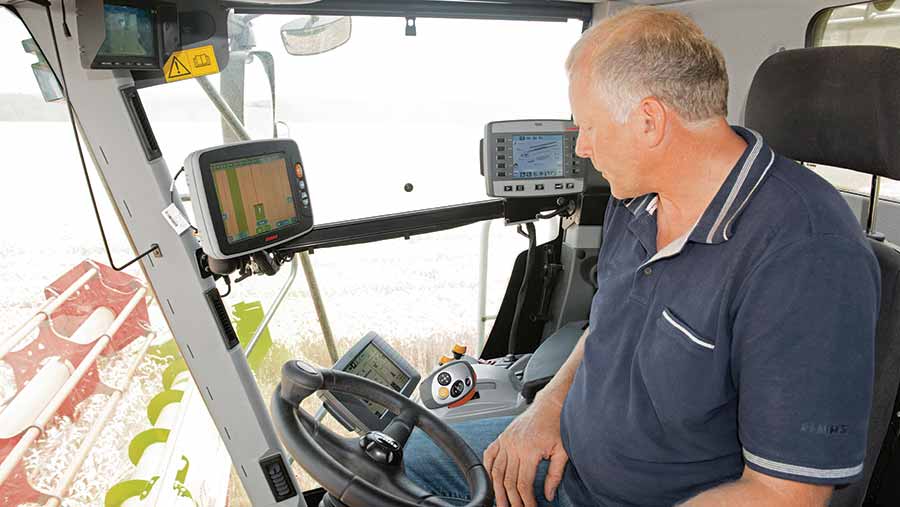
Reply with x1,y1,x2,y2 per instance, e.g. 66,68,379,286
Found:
162,45,219,83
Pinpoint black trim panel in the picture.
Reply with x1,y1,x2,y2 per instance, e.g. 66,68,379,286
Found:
121,86,162,161
228,0,592,23
275,199,504,253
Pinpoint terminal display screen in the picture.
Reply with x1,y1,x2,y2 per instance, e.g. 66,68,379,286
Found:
344,343,411,418
98,4,156,58
210,153,300,244
511,135,564,179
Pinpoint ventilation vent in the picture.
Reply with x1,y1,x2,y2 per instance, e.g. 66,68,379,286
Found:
120,86,161,161
205,288,239,350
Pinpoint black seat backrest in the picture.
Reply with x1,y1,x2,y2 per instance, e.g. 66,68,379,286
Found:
745,46,900,507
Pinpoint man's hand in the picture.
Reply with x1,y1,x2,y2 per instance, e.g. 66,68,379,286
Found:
483,328,587,507
483,396,568,507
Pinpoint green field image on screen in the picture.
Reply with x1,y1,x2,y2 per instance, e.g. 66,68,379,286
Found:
211,153,299,244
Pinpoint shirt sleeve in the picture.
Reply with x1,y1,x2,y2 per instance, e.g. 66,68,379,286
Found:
732,235,880,485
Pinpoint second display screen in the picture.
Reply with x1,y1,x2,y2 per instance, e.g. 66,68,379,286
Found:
511,134,564,179
344,343,411,418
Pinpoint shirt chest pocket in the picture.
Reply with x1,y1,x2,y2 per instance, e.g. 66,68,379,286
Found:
638,307,722,429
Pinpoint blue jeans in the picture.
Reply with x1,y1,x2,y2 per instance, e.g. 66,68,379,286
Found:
403,416,575,507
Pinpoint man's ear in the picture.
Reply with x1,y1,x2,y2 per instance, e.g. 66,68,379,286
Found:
636,97,667,149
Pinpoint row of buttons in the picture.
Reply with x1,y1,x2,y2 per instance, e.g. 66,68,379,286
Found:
503,182,577,192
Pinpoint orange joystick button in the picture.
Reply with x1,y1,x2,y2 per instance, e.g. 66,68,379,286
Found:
438,387,450,400
452,344,467,359
439,355,452,365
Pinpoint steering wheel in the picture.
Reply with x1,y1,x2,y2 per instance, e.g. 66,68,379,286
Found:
271,359,493,507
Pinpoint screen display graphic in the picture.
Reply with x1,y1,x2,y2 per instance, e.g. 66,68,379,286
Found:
511,135,564,179
99,5,155,58
211,153,299,244
345,343,411,418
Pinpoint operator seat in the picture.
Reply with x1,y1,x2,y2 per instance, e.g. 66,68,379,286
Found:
745,45,900,507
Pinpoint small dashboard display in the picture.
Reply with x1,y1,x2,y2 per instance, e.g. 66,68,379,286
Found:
344,342,411,418
511,135,564,179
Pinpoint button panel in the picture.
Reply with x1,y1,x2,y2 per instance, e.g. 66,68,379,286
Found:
427,361,476,408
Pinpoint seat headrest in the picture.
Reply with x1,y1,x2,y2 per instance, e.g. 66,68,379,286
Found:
745,46,900,180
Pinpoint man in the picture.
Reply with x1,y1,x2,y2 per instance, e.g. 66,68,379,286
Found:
405,7,879,506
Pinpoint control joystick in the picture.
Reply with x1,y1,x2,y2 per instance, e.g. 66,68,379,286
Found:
419,360,477,410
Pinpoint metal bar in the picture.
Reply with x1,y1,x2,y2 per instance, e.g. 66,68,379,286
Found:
246,255,299,357
4,296,55,343
477,220,493,352
196,75,253,141
0,268,99,360
276,199,505,254
106,287,147,339
300,252,338,363
227,0,593,22
867,175,881,235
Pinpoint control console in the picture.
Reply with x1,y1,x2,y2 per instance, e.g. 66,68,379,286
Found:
482,119,590,198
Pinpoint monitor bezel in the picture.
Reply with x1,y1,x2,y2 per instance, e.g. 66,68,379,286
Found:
198,139,309,258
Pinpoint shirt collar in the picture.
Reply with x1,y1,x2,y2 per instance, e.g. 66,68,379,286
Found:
621,126,776,245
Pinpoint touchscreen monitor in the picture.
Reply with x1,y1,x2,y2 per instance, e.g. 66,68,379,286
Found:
209,153,301,244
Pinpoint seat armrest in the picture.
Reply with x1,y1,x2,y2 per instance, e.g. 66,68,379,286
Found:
520,321,588,403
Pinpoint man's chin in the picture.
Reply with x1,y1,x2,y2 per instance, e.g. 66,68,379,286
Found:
609,185,633,201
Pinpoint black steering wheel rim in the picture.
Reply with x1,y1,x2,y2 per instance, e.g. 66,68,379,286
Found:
271,360,493,507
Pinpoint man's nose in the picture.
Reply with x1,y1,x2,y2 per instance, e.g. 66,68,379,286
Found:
575,132,591,159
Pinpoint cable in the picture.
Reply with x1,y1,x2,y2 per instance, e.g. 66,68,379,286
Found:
60,0,70,37
45,2,159,272
535,197,576,220
219,275,232,297
169,167,198,233
508,221,537,355
169,167,184,204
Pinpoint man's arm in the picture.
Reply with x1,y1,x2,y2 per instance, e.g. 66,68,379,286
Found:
483,328,588,507
688,236,878,507
680,466,832,507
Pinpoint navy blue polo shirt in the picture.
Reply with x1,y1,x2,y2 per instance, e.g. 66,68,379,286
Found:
559,127,880,506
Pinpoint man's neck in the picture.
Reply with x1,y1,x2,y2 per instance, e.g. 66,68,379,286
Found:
654,121,748,250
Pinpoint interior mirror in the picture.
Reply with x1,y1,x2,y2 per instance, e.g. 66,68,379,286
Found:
280,16,351,56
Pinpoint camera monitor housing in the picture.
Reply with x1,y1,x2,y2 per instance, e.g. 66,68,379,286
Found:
89,0,179,70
